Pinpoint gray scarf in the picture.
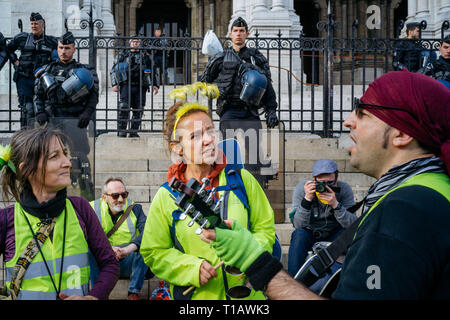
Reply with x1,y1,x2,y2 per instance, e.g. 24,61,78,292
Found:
362,157,445,215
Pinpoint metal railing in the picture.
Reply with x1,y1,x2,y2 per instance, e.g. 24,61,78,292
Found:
0,16,448,137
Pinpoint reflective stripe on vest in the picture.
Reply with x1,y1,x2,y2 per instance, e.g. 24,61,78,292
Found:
5,200,90,300
90,198,137,247
355,172,450,239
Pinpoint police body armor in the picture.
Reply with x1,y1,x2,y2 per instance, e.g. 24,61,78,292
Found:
111,51,151,87
39,62,94,116
0,32,13,71
15,33,55,79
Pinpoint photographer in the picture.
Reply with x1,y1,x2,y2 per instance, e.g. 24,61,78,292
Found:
287,159,356,276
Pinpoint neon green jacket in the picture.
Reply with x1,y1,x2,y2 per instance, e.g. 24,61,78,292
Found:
140,168,275,300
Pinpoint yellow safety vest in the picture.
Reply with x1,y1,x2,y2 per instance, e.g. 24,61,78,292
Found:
90,198,138,247
355,172,450,238
5,199,90,300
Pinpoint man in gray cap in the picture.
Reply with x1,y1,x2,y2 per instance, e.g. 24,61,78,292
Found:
287,159,356,276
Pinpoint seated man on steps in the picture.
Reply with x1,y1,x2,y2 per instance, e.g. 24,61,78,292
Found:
287,159,356,276
90,177,150,300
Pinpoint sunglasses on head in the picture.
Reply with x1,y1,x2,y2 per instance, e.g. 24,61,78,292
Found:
353,97,417,120
105,191,129,200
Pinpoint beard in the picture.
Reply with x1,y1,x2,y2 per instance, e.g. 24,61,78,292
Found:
111,204,125,213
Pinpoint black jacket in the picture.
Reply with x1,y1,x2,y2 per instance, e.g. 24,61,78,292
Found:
419,56,450,82
333,185,450,299
34,59,99,117
7,32,58,79
199,46,277,115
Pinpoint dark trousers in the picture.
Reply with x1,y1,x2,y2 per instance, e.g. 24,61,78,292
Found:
287,227,344,276
219,108,267,175
16,76,36,127
118,85,147,136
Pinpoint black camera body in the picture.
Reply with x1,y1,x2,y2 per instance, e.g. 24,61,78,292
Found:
315,181,328,193
315,181,341,193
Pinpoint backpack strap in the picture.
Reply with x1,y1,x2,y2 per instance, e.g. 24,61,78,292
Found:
224,165,250,212
160,182,185,253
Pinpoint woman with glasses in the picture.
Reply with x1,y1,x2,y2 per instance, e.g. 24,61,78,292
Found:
0,127,119,300
140,82,276,300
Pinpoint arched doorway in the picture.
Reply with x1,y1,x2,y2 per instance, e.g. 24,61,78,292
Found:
294,0,321,84
136,0,191,84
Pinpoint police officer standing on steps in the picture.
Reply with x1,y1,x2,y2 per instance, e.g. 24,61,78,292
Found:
392,22,435,73
6,12,58,127
419,35,450,87
199,17,279,179
33,31,99,200
111,35,159,138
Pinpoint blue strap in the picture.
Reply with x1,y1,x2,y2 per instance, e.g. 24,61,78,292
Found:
224,165,250,211
160,182,184,253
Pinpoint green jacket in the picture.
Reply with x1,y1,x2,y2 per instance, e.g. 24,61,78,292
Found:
140,168,275,300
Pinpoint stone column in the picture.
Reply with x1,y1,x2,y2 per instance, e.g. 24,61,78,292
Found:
415,0,430,19
229,0,247,32
407,0,417,20
101,0,116,35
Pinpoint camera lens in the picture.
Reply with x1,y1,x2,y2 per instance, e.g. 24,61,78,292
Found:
315,182,327,193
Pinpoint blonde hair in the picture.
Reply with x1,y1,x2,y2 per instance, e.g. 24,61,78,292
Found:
163,82,219,147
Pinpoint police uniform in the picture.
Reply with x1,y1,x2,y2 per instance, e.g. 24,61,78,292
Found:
0,32,15,71
392,22,435,72
418,37,450,84
199,17,278,178
6,12,58,127
34,32,98,200
111,42,159,137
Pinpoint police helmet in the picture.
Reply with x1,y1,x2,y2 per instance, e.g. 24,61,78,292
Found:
113,62,129,84
239,69,267,106
61,68,94,102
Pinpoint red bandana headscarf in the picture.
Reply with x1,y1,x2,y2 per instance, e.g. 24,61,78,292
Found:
360,70,450,173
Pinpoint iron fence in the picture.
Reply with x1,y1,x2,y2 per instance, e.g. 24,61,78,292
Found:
0,17,448,137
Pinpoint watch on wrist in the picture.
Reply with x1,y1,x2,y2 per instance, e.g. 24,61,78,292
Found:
335,202,342,210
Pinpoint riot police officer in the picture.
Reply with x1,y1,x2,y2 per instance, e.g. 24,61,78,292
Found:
111,36,159,138
392,22,435,72
34,31,99,200
199,17,278,128
419,35,450,86
6,12,58,127
199,17,278,181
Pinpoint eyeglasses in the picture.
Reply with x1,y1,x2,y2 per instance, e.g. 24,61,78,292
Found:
104,191,129,200
353,97,417,120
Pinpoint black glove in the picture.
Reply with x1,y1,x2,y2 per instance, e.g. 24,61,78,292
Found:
77,112,91,128
265,109,279,128
35,112,48,125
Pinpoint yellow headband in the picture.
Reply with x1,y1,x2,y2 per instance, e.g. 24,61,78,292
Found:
172,103,209,141
169,82,219,141
0,144,16,174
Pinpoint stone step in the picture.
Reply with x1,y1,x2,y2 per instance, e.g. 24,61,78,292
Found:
108,276,164,300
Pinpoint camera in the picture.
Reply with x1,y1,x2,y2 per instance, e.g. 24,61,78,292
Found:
315,181,328,193
315,181,341,193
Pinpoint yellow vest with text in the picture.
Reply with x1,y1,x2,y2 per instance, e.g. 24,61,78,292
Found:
90,198,138,247
5,200,90,300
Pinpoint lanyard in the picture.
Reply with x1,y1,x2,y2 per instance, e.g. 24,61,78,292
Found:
21,207,67,299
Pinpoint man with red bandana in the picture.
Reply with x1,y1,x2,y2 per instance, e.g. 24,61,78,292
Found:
202,71,450,299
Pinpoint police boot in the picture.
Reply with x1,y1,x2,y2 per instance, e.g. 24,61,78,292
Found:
129,108,142,138
24,101,35,127
118,102,129,137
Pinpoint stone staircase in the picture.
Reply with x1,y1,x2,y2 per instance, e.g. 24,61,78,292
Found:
94,132,375,279
0,84,376,299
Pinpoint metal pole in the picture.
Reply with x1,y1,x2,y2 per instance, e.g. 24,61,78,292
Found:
209,0,215,30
